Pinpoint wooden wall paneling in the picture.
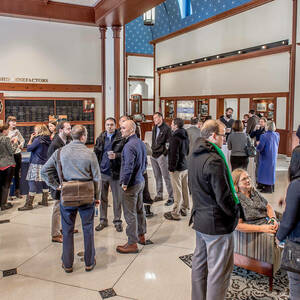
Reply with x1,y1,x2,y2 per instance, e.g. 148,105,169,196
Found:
157,45,291,75
100,26,107,131
0,0,95,26
151,0,274,45
287,0,298,156
126,52,154,58
0,83,102,93
128,78,146,82
123,29,127,115
217,98,224,119
0,93,4,124
238,98,241,120
112,26,122,124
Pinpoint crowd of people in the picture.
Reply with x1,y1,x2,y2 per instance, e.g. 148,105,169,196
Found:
0,110,299,300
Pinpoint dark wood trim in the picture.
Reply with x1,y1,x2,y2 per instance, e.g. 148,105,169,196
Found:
153,44,156,114
158,45,291,74
16,120,95,126
0,0,96,26
128,77,146,82
238,98,241,119
287,0,297,156
126,52,154,58
0,83,102,93
5,96,95,100
95,0,165,27
150,0,274,45
0,93,4,123
160,92,289,101
158,73,161,113
112,26,122,125
99,26,107,131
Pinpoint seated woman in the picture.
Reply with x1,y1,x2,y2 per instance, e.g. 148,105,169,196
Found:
232,168,279,233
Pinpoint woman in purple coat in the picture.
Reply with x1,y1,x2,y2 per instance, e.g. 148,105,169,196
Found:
256,121,280,193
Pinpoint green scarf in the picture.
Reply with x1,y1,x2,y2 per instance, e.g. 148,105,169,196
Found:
208,141,240,204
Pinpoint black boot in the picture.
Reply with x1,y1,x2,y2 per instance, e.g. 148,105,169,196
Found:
144,204,154,218
18,195,34,211
14,189,22,199
38,192,49,206
0,188,13,210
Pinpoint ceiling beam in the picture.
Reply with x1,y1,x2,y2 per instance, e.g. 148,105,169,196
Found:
0,0,95,26
95,0,165,26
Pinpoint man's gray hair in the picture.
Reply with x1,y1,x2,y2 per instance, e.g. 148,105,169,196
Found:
201,120,224,139
266,121,276,132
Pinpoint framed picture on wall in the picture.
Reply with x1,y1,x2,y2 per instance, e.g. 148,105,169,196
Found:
256,102,267,112
267,111,274,119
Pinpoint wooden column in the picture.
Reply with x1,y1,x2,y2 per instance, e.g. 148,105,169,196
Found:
112,26,122,124
287,0,298,156
123,28,128,115
99,26,107,131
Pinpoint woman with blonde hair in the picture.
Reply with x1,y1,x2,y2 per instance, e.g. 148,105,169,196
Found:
19,124,51,211
232,168,278,233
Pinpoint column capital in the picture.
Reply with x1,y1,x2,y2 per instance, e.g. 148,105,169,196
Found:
112,26,122,38
99,26,107,39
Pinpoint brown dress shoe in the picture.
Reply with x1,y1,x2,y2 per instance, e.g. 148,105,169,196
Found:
52,235,63,243
116,243,139,254
138,234,146,245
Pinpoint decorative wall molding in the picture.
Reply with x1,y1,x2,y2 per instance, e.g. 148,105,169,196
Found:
126,52,154,58
0,83,102,93
150,0,274,45
157,45,291,74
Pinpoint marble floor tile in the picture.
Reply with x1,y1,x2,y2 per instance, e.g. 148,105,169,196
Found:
0,223,51,270
114,244,192,300
150,217,195,250
18,235,139,291
0,275,100,300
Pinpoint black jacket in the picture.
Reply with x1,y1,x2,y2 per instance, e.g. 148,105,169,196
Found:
168,128,189,172
47,134,67,200
277,177,300,243
220,116,234,128
94,130,125,180
151,122,172,158
296,125,300,144
188,138,239,235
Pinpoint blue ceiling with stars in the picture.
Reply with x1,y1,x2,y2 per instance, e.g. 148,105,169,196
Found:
125,0,253,55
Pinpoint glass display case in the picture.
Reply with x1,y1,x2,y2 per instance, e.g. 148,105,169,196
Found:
177,100,195,120
252,97,276,121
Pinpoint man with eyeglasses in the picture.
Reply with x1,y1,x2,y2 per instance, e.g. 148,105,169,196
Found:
188,119,240,300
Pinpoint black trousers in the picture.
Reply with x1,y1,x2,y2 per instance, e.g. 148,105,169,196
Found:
13,153,22,190
230,156,249,171
143,172,153,204
0,167,15,206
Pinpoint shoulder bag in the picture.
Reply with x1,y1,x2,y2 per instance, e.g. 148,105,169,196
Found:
57,148,94,207
245,136,256,157
280,240,300,274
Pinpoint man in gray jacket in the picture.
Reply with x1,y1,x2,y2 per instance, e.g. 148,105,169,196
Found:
41,125,100,273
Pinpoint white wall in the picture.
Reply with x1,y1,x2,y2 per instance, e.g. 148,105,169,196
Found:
209,99,217,120
160,53,289,97
276,97,287,130
156,0,292,67
239,98,250,119
0,16,103,135
127,55,154,114
294,47,300,131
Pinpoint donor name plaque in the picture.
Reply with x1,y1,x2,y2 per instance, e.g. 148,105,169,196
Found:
0,77,48,83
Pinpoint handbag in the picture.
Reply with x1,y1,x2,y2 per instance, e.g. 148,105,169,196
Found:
57,148,94,207
245,136,256,157
280,240,300,274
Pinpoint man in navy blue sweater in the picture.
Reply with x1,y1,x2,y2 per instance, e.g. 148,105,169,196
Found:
117,120,148,254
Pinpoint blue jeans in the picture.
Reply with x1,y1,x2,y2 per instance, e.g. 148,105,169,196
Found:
28,180,48,193
60,203,95,268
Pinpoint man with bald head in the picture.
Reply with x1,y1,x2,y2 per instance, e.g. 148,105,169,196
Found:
189,120,239,300
117,120,148,253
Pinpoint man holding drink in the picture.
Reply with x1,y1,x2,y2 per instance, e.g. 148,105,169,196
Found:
94,118,125,232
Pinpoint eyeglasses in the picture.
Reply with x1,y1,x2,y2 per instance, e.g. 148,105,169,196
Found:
216,133,226,137
240,176,251,182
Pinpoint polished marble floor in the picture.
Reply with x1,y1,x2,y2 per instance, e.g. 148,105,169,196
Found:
0,157,290,300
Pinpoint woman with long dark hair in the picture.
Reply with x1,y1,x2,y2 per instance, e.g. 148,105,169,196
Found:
276,145,300,299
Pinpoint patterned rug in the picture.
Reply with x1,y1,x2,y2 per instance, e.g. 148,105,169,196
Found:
179,254,289,300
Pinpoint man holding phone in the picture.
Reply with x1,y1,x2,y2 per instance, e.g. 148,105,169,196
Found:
94,117,125,232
